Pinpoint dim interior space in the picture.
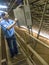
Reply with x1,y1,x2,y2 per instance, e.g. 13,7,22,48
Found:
0,0,49,65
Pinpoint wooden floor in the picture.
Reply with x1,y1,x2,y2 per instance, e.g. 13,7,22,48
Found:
5,40,29,65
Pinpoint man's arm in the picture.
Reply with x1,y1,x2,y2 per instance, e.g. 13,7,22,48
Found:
7,18,18,30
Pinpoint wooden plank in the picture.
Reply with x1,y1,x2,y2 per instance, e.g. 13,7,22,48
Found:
1,29,8,65
15,31,48,65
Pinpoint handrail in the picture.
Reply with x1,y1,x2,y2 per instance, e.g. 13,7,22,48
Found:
15,27,49,49
15,31,48,65
25,31,49,48
17,37,36,65
1,29,8,65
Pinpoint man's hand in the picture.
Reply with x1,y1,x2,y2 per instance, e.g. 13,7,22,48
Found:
14,18,18,22
7,18,18,30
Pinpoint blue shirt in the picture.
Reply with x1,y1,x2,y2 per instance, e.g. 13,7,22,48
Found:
0,19,15,38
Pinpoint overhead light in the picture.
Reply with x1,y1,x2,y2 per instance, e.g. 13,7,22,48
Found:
0,5,8,8
0,10,5,12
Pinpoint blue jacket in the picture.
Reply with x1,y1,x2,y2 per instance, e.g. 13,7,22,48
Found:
0,19,15,38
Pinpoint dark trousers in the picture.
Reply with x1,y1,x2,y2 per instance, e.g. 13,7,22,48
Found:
6,34,18,57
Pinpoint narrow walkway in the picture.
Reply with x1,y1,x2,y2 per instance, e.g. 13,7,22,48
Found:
5,40,29,65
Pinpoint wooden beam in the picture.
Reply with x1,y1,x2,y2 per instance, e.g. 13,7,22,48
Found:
15,31,48,65
1,29,8,65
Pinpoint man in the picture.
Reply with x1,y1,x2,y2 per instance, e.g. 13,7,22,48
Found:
0,12,18,58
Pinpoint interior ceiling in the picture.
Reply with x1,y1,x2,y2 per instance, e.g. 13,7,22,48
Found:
0,0,9,11
0,0,10,5
29,0,49,35
0,0,17,12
